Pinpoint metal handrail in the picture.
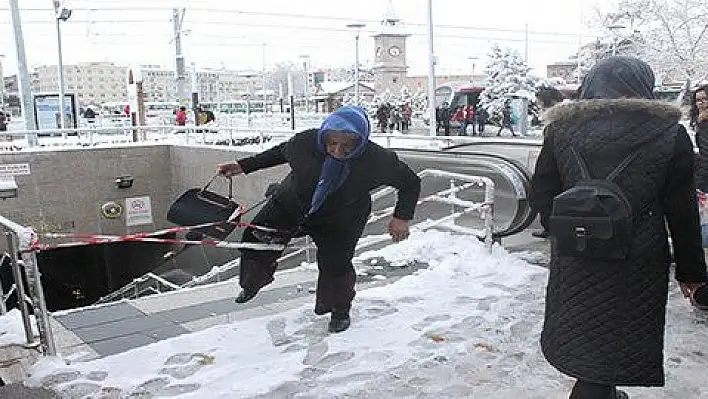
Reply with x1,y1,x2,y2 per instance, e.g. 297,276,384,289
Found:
394,148,536,238
96,168,495,302
0,216,55,356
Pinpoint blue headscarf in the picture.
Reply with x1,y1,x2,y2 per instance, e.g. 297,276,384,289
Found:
307,106,371,216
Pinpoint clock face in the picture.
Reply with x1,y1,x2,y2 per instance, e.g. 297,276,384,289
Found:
388,46,402,57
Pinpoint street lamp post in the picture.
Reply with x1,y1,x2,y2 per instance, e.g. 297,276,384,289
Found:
467,56,478,82
53,1,71,135
426,0,437,137
608,24,625,56
346,23,365,105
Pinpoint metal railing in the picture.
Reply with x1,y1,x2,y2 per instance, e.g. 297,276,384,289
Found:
0,124,543,154
0,216,55,356
96,168,495,302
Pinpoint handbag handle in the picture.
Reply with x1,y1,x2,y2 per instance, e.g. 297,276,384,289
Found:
202,174,234,200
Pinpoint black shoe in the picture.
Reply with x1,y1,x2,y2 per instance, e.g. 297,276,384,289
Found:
328,312,351,333
531,229,549,239
235,289,258,304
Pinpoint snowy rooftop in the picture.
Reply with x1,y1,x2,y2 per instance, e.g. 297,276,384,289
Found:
314,81,375,96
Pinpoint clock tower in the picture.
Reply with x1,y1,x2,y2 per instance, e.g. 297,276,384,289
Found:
372,0,409,95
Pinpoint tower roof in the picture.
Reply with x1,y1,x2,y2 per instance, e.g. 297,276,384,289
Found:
383,0,400,26
375,0,408,36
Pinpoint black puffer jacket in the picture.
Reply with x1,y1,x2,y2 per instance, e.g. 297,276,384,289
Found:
695,120,708,191
530,99,707,386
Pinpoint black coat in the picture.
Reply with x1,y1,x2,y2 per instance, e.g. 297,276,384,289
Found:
695,120,708,191
237,128,421,229
530,99,707,386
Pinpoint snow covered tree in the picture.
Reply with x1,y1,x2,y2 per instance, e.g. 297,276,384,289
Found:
478,44,541,117
590,0,708,84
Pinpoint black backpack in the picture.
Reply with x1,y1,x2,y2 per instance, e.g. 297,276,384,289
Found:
549,147,639,260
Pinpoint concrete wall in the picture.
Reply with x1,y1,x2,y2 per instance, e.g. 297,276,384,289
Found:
0,145,172,241
0,144,290,246
168,145,289,216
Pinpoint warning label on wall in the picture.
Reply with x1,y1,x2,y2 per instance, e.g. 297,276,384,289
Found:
0,163,31,175
125,196,153,227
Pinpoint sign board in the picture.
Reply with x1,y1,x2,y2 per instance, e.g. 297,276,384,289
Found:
125,196,153,227
0,163,30,175
33,93,78,130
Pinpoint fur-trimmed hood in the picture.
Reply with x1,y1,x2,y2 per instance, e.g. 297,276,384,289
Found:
543,99,682,125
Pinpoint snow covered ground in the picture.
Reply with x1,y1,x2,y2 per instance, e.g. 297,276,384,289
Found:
15,230,708,398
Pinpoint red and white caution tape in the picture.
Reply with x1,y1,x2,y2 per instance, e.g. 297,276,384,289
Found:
27,203,288,252
31,234,285,251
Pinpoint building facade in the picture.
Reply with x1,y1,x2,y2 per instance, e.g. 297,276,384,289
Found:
546,61,578,83
32,62,128,107
30,62,268,107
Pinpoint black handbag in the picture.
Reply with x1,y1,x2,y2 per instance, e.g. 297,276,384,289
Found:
166,175,241,240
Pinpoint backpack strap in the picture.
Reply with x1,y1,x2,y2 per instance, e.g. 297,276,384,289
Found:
571,146,641,182
606,151,640,182
570,147,592,180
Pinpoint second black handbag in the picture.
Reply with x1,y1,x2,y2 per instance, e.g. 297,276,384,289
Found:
166,175,241,240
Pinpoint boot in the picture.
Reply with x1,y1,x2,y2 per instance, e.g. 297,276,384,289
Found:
328,311,351,333
234,289,258,304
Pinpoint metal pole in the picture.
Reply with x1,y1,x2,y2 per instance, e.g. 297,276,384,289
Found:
346,23,365,106
9,0,39,139
22,250,56,355
524,23,529,62
287,71,295,130
173,8,186,104
577,0,583,83
191,62,198,125
0,253,6,315
53,8,67,136
426,0,437,137
5,232,33,345
354,32,360,105
0,54,5,110
300,55,309,112
262,43,267,112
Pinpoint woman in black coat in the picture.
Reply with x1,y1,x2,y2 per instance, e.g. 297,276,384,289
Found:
217,106,421,333
530,57,708,398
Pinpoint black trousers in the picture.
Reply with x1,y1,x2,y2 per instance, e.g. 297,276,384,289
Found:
239,198,367,315
570,380,617,399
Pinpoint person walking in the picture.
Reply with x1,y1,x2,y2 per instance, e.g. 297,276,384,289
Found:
476,106,488,135
530,56,708,399
216,106,421,333
497,102,517,136
175,106,188,127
